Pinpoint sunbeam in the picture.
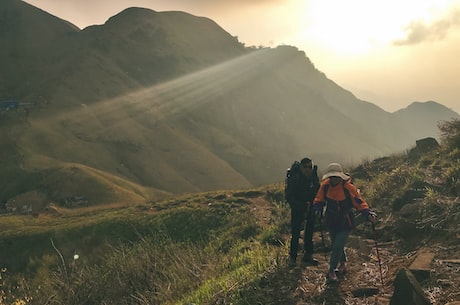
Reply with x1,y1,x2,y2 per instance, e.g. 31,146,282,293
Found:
65,47,298,131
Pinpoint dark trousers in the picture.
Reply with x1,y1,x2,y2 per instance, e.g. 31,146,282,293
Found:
289,205,315,259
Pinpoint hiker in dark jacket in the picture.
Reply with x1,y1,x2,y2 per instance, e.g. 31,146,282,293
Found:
285,157,320,266
313,162,376,283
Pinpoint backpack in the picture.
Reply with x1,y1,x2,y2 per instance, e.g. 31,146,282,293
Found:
284,161,318,204
323,181,353,229
284,161,301,204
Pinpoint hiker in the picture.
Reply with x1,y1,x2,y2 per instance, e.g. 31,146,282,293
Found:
285,157,321,266
313,162,376,282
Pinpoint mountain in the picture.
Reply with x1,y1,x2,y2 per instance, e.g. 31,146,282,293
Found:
392,101,457,141
0,0,459,209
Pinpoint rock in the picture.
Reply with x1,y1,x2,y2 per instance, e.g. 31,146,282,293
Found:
409,251,435,282
415,137,440,152
351,287,379,297
438,259,460,265
390,268,431,305
394,217,421,241
408,137,440,161
393,182,433,211
347,236,371,257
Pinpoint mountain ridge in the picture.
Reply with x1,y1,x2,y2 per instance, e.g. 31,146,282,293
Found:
0,0,458,208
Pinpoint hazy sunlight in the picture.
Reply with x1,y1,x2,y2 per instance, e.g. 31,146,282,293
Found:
298,0,453,55
72,50,276,127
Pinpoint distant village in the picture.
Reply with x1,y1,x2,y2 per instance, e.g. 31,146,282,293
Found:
1,195,89,216
0,99,39,115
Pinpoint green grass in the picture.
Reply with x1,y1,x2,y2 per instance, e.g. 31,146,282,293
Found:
0,187,289,305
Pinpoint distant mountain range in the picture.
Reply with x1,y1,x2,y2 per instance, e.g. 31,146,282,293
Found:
1,0,458,209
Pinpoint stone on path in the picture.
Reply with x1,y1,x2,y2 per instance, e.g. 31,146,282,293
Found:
390,268,431,305
409,251,435,282
351,287,379,297
438,259,460,264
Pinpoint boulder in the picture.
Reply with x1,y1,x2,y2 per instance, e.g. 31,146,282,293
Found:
352,287,379,297
409,252,435,282
390,268,431,305
415,137,440,152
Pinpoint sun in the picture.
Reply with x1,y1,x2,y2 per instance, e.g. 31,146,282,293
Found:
295,0,454,56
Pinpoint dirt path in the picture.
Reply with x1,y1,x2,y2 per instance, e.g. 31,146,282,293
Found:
279,229,401,305
278,228,460,305
249,194,460,304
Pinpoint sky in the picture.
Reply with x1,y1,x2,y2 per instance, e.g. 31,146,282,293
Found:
24,0,460,114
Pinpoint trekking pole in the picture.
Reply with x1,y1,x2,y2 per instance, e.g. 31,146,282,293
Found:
371,222,384,288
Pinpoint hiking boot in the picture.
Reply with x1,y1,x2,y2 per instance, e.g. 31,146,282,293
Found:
326,271,338,283
302,255,319,266
336,263,347,275
288,257,297,267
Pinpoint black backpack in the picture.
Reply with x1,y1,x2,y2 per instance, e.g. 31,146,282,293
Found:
284,161,318,204
284,161,301,204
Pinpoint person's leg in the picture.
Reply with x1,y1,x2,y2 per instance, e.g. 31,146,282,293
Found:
328,230,350,280
302,209,318,265
303,209,315,255
340,249,347,263
289,207,304,261
329,230,349,271
337,247,348,274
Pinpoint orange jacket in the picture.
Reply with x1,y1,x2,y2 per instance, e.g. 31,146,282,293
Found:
314,179,370,231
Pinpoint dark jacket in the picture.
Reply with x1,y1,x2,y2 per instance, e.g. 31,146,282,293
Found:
286,169,320,210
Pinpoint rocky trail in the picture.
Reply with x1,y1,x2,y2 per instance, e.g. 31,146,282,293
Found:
248,165,460,305
252,212,460,305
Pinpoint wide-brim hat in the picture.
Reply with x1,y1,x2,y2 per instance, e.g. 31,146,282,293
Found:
322,163,350,180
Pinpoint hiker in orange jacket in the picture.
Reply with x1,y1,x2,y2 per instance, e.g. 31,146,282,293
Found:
313,163,376,283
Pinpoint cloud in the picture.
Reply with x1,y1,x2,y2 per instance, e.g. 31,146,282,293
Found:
393,8,460,46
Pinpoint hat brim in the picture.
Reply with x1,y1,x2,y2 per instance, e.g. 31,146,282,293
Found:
322,172,350,181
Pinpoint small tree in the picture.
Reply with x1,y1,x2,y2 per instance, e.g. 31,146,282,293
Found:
438,118,460,150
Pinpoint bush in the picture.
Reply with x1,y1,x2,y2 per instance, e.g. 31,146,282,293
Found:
438,118,460,150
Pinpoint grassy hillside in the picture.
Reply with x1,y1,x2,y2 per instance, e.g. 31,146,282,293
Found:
0,111,171,209
0,185,289,305
1,119,458,305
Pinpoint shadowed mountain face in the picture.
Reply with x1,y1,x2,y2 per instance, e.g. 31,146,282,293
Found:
0,0,459,207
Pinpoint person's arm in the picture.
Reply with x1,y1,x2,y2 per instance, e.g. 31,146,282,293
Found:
345,182,376,221
312,182,326,214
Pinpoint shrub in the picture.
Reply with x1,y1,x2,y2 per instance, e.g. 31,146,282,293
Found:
438,118,460,150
